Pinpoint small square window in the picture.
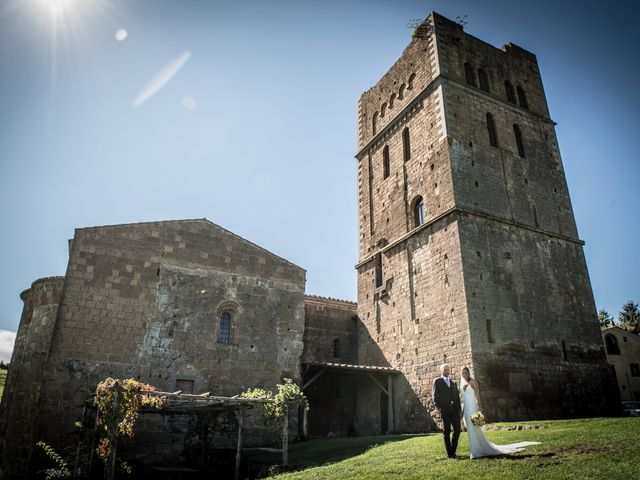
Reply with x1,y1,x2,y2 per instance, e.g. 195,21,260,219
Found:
176,379,195,394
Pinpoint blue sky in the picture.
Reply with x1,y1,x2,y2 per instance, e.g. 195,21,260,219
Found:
0,0,638,359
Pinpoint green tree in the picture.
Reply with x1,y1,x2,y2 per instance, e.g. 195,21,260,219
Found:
598,308,614,328
618,301,640,334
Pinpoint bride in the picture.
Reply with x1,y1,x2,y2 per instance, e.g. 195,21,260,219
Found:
460,366,540,459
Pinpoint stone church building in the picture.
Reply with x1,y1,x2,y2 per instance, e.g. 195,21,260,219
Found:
0,12,616,478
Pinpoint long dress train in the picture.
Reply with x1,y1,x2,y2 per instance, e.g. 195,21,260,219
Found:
461,384,540,459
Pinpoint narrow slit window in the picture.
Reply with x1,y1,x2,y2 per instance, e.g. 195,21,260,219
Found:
478,68,490,92
383,145,390,179
332,339,340,358
517,86,529,109
372,112,378,135
486,113,498,147
375,253,383,288
464,62,476,87
402,127,411,162
413,196,424,227
504,80,516,103
513,124,525,157
486,319,494,343
218,312,231,344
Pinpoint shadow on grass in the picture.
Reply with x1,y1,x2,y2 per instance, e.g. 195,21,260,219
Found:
466,451,556,461
245,434,434,470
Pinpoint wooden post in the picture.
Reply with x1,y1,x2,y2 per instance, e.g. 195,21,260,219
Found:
387,375,394,433
302,405,308,438
281,404,289,467
73,405,88,478
105,382,120,480
234,408,244,480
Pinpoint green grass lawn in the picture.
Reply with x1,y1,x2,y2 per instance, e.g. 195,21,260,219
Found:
263,418,640,479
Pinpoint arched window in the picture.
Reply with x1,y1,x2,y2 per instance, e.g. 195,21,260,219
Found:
486,113,498,147
381,102,387,117
398,83,406,100
218,312,231,344
517,86,529,109
408,73,416,90
513,124,525,157
402,127,411,162
478,68,490,92
382,145,390,179
389,93,396,109
413,196,424,228
372,112,378,135
605,334,620,355
504,80,516,103
464,62,476,87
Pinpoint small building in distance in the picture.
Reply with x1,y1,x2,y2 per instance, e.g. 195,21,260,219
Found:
602,326,640,401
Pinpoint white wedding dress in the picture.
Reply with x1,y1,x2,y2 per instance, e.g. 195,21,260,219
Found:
461,384,540,459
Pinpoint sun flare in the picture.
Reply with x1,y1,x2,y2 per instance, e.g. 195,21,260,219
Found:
37,0,80,17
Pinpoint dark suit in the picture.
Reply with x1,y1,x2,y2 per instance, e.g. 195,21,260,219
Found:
432,376,462,458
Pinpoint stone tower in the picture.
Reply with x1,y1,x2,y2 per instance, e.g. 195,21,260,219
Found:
355,12,615,424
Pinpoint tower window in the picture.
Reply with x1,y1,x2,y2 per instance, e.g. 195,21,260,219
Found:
513,124,525,157
398,83,406,100
382,145,390,179
464,62,476,87
478,68,490,93
504,80,516,103
218,312,231,344
402,127,411,162
413,196,424,228
372,112,378,135
381,102,387,117
605,334,620,355
486,113,498,147
332,339,340,358
374,253,383,288
389,93,396,109
408,73,416,90
486,319,494,343
517,86,529,109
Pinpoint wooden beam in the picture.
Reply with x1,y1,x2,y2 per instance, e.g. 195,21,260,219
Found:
303,369,325,390
387,375,394,433
367,373,388,396
282,404,289,467
235,408,244,480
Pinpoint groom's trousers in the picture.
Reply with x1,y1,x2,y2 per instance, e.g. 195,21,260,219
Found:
441,408,461,457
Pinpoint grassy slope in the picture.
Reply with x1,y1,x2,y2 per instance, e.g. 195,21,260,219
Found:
267,418,640,480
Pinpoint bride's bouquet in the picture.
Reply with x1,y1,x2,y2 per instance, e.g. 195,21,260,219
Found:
470,411,486,426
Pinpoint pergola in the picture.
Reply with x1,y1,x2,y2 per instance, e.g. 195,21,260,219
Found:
78,386,292,480
302,361,401,434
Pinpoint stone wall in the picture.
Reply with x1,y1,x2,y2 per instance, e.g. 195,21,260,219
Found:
602,327,640,402
355,11,615,428
1,219,306,477
302,295,358,365
0,277,64,478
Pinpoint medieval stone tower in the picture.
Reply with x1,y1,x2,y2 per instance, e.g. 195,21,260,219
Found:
355,12,615,424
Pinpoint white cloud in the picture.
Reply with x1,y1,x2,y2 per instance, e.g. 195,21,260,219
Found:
0,330,16,364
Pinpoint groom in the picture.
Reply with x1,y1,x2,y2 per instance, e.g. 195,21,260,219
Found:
432,363,462,458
